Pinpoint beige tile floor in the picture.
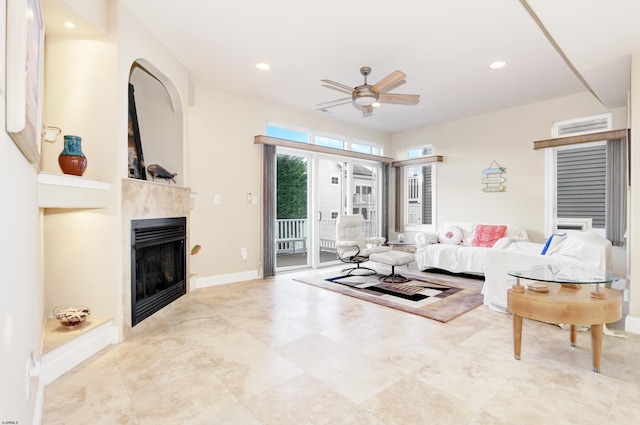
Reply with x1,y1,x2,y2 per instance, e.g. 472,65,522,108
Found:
43,267,640,425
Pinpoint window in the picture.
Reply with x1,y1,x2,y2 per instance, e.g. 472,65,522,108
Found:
404,145,434,228
408,146,431,158
315,135,343,149
351,142,379,155
556,143,606,229
266,125,308,143
547,114,611,234
266,122,383,156
353,207,369,219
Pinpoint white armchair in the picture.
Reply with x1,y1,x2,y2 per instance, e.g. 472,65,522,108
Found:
335,214,391,275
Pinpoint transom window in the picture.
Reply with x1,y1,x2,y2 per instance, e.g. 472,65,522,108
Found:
266,123,382,156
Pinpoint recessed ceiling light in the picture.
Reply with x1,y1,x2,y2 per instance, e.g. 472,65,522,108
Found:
489,60,507,70
64,21,76,29
256,62,271,71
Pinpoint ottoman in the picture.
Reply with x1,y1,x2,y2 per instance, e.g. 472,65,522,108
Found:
369,251,415,283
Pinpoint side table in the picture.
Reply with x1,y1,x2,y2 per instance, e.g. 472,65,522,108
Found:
506,266,621,372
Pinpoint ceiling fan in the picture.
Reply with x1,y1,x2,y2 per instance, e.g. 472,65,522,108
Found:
317,67,420,117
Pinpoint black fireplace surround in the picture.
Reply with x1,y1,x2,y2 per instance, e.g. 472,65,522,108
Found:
131,217,186,326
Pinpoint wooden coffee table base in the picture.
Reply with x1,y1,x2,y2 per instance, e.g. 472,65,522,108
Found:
508,283,621,372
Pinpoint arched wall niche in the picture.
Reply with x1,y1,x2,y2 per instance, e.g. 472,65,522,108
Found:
128,59,184,186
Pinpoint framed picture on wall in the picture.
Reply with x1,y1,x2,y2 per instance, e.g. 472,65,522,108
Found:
6,0,45,164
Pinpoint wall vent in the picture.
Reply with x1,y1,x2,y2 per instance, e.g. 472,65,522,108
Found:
556,217,593,232
553,113,611,137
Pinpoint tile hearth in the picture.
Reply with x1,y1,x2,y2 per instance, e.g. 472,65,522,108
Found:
42,267,640,424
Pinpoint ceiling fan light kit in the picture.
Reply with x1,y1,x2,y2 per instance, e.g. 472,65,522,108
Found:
353,90,378,106
319,66,420,117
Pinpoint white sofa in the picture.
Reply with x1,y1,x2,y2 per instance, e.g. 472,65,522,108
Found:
414,222,529,275
482,231,612,313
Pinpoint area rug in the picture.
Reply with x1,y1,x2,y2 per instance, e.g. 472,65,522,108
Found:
293,270,484,323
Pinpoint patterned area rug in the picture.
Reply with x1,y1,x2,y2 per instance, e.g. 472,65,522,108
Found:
293,271,484,323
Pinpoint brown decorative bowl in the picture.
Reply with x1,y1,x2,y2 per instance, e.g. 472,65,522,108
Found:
53,305,91,327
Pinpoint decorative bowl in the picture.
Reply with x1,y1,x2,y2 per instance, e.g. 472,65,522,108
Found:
53,305,91,327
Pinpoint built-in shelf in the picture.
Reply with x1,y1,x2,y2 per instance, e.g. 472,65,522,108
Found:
38,172,112,209
41,316,114,385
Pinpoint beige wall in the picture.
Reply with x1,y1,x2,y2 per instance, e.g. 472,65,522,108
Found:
41,35,121,326
392,92,626,242
0,99,44,425
0,1,43,421
6,1,637,423
188,84,391,282
391,91,636,330
40,2,191,341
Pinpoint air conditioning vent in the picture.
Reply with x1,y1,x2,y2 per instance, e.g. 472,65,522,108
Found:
557,217,593,232
554,113,611,137
557,117,609,136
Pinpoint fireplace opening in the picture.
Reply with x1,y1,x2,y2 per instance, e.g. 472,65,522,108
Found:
131,217,186,326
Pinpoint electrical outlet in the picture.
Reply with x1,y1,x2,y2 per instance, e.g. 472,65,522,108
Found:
241,247,248,261
214,195,221,204
25,351,40,400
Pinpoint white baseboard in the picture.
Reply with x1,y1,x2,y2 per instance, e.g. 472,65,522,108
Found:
624,314,640,335
192,270,261,290
41,319,113,385
32,377,44,425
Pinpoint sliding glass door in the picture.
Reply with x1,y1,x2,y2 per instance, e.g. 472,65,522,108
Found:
275,148,383,271
275,152,310,269
315,157,344,266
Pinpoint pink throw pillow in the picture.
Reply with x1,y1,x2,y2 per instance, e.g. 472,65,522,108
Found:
472,224,507,247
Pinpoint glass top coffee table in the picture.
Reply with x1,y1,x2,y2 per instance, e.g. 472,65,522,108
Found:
506,265,622,372
508,265,620,298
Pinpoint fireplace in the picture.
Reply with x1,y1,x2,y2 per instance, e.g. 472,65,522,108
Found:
131,217,186,326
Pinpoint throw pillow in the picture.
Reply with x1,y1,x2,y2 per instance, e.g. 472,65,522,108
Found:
540,232,568,255
438,224,463,245
471,224,507,247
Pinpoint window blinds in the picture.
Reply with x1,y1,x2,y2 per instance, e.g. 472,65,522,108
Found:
556,145,606,228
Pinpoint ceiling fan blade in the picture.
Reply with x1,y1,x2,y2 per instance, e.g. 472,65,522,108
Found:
362,105,373,117
316,97,352,110
321,79,355,93
382,79,406,93
371,70,406,93
321,84,352,95
378,93,420,105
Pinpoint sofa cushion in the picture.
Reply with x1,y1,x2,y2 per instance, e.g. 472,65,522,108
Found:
438,224,463,245
472,224,507,247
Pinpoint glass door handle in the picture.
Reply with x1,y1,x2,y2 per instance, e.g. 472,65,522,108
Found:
318,211,322,221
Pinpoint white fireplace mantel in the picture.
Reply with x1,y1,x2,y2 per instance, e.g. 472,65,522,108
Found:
38,172,112,209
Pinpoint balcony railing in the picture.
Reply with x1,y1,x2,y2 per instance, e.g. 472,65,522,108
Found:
352,194,374,205
276,218,377,255
276,219,307,254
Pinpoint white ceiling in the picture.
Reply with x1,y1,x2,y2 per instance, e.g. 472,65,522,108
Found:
45,0,640,134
